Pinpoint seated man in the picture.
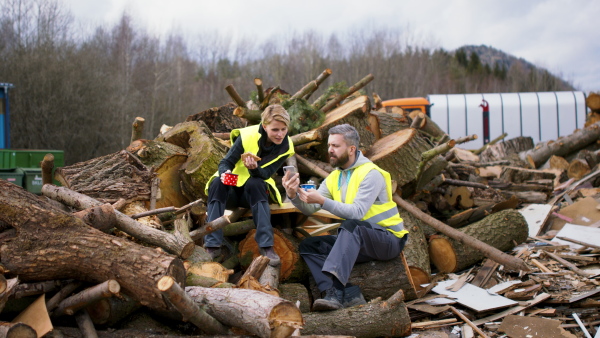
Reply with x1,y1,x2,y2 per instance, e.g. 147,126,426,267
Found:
282,124,408,311
204,104,295,262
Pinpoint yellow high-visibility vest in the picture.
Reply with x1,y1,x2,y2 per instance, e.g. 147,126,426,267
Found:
326,162,408,238
205,124,294,205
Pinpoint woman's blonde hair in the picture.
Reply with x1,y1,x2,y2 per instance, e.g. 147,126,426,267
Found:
261,104,290,126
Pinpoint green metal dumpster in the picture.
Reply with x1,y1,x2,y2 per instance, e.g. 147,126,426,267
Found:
0,149,64,169
0,167,24,187
22,168,44,194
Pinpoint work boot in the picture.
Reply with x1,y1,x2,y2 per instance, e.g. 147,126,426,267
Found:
312,287,344,311
204,247,222,261
259,246,281,266
342,284,367,308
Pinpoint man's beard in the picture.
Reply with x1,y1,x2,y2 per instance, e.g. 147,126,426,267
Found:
329,152,349,168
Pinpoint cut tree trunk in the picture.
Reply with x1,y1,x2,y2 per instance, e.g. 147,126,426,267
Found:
500,166,556,184
312,95,376,162
428,209,528,273
278,283,311,313
185,286,303,338
154,154,191,208
157,121,228,200
366,128,434,188
519,121,600,168
0,322,37,338
479,136,534,162
349,253,418,301
567,158,591,180
370,110,411,138
42,185,195,259
308,254,418,303
127,139,186,171
86,293,140,326
445,186,475,209
185,102,246,133
238,229,309,283
0,181,186,313
54,150,153,203
301,289,411,337
397,204,431,277
53,280,121,317
158,276,231,335
130,117,145,145
393,194,530,272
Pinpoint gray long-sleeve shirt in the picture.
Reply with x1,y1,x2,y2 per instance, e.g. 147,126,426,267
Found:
290,151,395,227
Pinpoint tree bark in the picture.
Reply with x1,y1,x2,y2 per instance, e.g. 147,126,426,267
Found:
301,289,411,337
473,132,508,155
519,121,600,168
185,286,303,338
130,116,145,145
366,128,434,188
54,150,153,204
278,283,311,313
127,139,186,170
296,154,331,179
0,322,37,338
53,280,121,317
86,293,140,326
158,276,231,335
42,184,195,258
393,194,530,272
313,95,376,161
72,204,117,233
304,69,332,101
224,84,247,108
255,78,265,103
75,310,99,338
349,254,417,302
0,278,19,313
479,136,534,162
428,209,528,273
397,204,431,277
0,181,186,313
500,166,556,184
186,102,246,133
371,110,411,138
157,121,229,201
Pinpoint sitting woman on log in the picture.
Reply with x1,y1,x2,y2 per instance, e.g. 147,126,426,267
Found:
204,104,295,262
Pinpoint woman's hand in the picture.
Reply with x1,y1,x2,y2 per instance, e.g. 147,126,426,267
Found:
243,156,258,170
282,172,300,199
220,170,231,183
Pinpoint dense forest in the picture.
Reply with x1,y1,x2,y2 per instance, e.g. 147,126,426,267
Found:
0,0,574,164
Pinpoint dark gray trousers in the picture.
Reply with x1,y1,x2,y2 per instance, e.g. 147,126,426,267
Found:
204,177,274,248
299,219,408,292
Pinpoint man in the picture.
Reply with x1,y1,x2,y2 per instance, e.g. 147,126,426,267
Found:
204,104,294,262
282,124,408,311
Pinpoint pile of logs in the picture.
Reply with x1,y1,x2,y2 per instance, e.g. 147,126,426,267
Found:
1,68,599,337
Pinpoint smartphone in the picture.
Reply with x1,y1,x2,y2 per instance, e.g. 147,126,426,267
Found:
283,166,297,177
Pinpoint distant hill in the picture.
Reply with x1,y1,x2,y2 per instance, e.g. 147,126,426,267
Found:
455,45,574,90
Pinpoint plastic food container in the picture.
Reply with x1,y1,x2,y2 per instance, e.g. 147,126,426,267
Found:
222,173,238,186
300,183,316,191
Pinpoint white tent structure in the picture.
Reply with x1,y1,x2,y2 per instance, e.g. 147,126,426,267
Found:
427,91,588,150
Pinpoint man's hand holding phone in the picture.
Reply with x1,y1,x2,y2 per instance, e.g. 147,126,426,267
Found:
282,166,300,198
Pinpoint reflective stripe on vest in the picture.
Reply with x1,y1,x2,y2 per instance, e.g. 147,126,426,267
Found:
205,124,295,205
326,162,408,238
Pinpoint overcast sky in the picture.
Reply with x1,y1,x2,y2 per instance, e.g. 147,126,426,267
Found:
62,0,600,92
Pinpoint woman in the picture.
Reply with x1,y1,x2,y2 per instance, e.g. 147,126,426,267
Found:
203,104,295,262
